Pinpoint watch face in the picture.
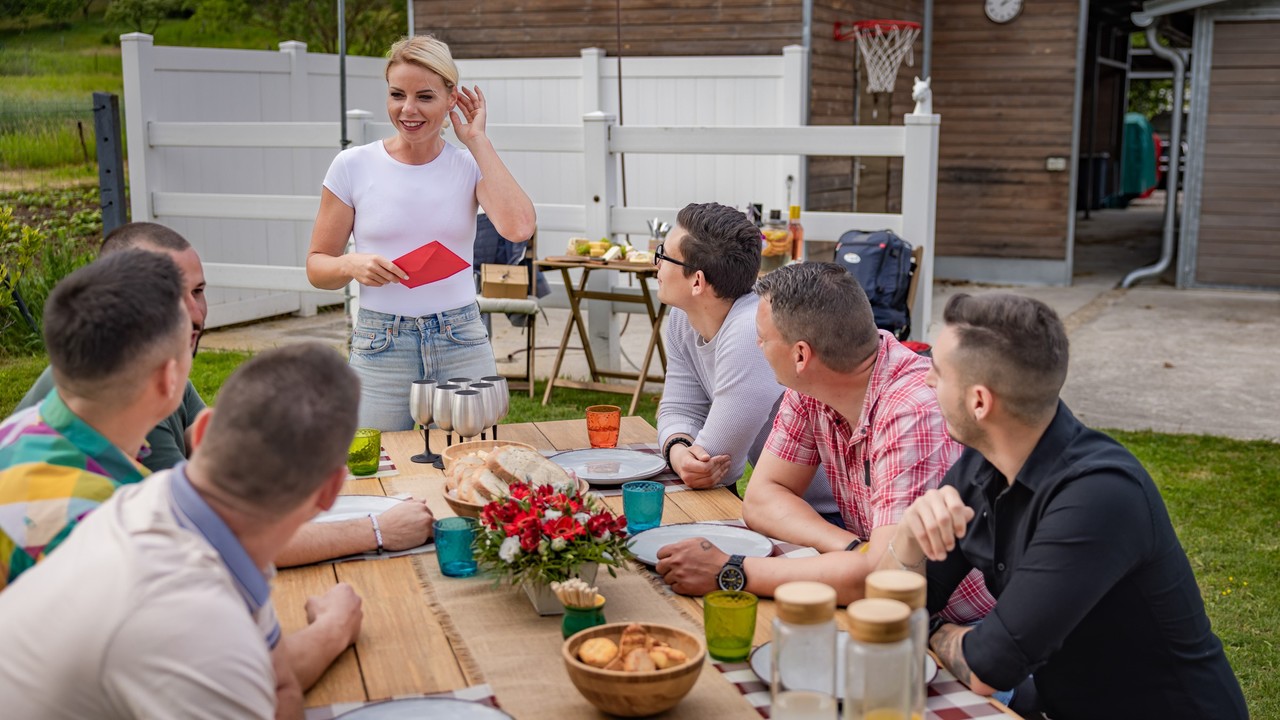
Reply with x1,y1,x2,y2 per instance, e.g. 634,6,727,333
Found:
717,566,746,592
984,0,1023,23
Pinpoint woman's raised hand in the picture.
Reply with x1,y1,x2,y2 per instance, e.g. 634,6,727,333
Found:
450,85,488,145
344,253,409,287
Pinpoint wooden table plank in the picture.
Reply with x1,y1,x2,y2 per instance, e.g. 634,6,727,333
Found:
534,415,654,451
334,557,470,699
667,487,745,521
271,565,366,706
341,478,386,496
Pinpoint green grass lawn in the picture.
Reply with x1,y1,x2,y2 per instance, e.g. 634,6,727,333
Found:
0,351,1275,716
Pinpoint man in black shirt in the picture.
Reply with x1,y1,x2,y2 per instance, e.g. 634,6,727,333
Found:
880,293,1246,720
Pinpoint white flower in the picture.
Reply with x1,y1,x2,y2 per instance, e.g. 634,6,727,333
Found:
573,512,590,524
551,537,567,551
598,530,612,541
539,539,549,555
543,510,563,521
498,536,521,563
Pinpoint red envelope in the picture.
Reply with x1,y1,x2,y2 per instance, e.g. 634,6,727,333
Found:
391,241,471,289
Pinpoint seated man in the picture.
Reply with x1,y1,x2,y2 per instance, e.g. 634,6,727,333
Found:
655,202,835,519
0,250,190,589
657,263,992,621
11,222,433,566
17,222,207,471
0,344,369,720
883,293,1247,719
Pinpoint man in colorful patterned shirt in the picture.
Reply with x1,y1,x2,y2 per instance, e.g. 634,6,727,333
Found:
656,263,993,622
0,250,192,589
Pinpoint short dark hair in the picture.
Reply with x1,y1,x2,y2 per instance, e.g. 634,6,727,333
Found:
754,262,879,372
44,250,186,391
193,343,360,517
943,293,1069,424
674,203,762,299
100,222,190,256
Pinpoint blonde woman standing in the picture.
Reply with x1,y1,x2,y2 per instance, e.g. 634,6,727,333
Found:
309,36,535,431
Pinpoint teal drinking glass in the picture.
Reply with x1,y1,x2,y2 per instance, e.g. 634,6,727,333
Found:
434,517,478,578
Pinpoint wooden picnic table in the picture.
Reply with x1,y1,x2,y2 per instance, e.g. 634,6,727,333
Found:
273,418,1019,718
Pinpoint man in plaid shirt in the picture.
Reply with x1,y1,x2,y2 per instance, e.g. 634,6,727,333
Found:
656,263,992,622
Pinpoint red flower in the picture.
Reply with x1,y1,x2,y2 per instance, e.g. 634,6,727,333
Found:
544,515,586,541
509,482,531,500
519,523,542,552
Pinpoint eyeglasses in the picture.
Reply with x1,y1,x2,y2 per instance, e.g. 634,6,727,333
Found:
653,243,691,269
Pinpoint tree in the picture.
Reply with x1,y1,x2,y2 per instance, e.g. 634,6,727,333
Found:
106,0,192,35
194,0,406,56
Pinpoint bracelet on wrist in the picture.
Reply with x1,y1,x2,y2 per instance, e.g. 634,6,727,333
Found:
662,436,693,468
369,513,384,553
887,538,925,570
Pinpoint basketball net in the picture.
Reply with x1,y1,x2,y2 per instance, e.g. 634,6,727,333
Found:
853,20,921,94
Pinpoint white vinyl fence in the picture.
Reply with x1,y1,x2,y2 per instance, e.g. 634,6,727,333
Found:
121,34,940,360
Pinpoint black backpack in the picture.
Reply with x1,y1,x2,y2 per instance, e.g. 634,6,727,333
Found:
834,230,915,339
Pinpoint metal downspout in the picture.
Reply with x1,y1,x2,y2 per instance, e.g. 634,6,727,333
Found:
1122,24,1185,288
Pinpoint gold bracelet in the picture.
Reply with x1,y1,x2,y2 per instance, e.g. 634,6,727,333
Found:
888,539,925,570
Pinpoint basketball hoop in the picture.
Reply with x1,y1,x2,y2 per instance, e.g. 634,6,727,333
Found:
840,19,921,94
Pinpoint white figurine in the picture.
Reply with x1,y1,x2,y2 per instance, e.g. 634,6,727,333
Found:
912,76,932,115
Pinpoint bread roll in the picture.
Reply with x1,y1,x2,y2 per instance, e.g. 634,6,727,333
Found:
487,447,575,493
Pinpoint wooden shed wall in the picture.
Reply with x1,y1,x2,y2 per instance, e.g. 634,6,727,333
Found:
808,0,922,215
929,0,1080,259
1195,19,1280,288
412,0,802,58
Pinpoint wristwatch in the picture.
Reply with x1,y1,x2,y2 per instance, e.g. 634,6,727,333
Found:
717,554,747,591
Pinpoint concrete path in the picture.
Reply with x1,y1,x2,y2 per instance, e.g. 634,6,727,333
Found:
202,274,1279,442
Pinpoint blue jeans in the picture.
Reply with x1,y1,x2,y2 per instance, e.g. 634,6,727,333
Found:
350,304,498,431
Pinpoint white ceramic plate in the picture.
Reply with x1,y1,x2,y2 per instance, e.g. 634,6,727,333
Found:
335,697,512,719
550,448,667,486
628,523,774,566
749,633,938,698
313,495,403,523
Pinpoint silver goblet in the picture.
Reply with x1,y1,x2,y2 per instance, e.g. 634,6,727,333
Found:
481,375,510,439
451,390,485,442
431,383,462,469
409,379,439,465
446,377,474,388
469,382,497,441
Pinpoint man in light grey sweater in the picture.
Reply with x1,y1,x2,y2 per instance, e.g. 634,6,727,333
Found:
655,202,837,519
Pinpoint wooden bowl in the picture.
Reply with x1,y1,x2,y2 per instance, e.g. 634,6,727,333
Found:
443,476,592,519
562,622,706,717
440,439,536,472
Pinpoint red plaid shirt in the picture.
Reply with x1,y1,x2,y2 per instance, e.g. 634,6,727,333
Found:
764,331,995,623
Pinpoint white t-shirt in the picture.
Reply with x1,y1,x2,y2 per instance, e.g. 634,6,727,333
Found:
0,471,276,720
323,139,483,317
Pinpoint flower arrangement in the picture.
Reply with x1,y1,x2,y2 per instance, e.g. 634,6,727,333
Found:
475,481,633,588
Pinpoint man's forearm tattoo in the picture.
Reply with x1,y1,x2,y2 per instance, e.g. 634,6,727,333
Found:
930,623,974,687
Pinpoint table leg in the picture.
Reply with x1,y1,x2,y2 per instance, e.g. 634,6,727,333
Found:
630,303,667,416
637,275,668,373
541,266,577,406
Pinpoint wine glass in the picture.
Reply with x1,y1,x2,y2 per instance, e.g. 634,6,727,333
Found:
447,377,474,388
409,379,439,465
431,383,462,469
469,382,497,441
451,389,485,442
481,375,510,439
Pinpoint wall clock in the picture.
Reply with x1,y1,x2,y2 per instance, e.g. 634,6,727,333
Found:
985,0,1024,23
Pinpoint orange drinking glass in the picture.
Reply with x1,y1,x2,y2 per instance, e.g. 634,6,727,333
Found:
585,405,621,448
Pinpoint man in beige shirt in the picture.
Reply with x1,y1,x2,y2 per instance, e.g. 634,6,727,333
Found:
0,344,367,719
